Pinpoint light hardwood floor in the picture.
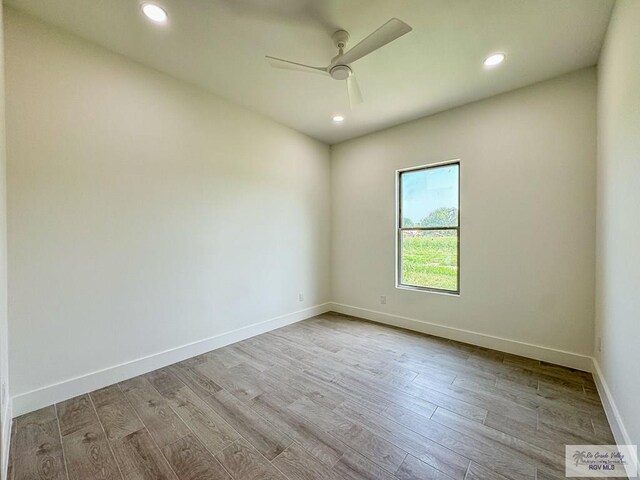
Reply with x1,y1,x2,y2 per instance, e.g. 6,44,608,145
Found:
8,312,620,480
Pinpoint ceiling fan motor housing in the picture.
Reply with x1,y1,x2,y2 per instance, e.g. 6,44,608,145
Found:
330,30,352,80
330,64,352,80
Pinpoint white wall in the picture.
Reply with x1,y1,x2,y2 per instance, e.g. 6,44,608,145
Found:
595,0,640,451
0,2,11,478
1,5,608,423
331,68,597,368
4,9,330,414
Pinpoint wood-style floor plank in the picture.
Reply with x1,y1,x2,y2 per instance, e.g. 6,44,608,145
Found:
161,434,231,480
61,424,121,480
203,389,292,461
110,429,177,480
215,438,286,480
143,368,184,395
57,395,100,437
332,372,437,418
264,365,347,411
13,407,67,480
413,374,538,427
337,368,488,422
160,385,239,454
382,404,536,480
168,362,223,399
11,313,618,480
249,392,347,467
119,378,190,447
91,385,145,441
197,362,265,403
288,396,408,474
271,442,339,480
466,462,511,480
395,454,454,480
331,449,397,480
227,343,275,372
334,401,470,480
430,407,564,477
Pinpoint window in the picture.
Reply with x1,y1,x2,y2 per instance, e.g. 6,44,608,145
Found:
397,161,460,294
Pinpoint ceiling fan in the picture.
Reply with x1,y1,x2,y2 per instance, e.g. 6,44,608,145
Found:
266,18,412,108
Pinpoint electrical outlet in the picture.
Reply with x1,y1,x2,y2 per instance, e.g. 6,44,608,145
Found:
298,293,304,302
597,337,603,353
380,295,387,305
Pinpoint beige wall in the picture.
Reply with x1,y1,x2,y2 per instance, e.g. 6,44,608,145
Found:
5,9,330,410
595,0,640,449
331,69,597,364
0,2,11,477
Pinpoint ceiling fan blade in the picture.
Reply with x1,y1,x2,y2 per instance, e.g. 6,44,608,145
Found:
347,74,363,108
265,56,328,75
334,18,412,66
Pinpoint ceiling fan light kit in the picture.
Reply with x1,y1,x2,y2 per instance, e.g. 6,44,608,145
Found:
266,18,413,110
330,65,351,81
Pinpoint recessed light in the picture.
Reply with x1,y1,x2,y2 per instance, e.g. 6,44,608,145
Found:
333,115,345,123
484,53,505,67
142,3,168,23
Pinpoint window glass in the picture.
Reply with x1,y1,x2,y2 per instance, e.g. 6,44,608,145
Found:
400,230,458,291
398,162,459,293
400,164,459,228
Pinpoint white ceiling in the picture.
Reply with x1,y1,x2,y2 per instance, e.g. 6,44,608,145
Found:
6,0,614,144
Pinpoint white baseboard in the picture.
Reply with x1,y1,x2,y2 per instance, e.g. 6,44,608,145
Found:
591,358,638,478
329,302,593,372
12,303,331,417
1,400,11,480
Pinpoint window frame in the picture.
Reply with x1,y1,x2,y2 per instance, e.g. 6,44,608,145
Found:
396,159,461,295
